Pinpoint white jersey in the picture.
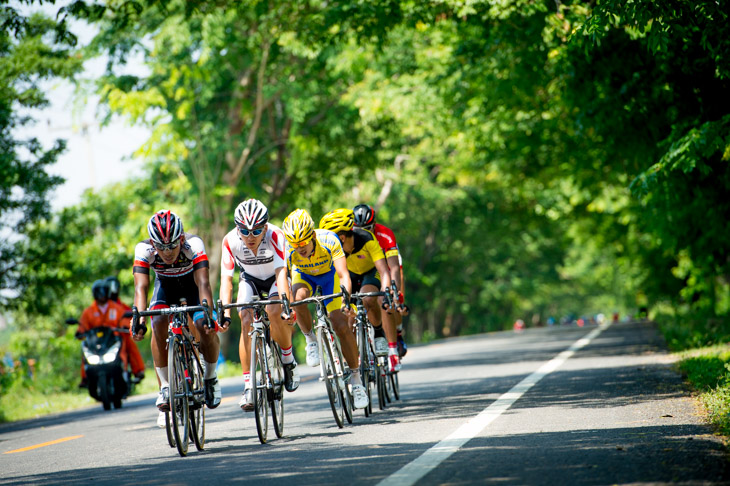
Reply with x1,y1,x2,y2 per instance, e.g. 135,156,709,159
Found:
221,223,286,281
133,233,209,278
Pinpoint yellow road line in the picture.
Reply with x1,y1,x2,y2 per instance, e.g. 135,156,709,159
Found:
4,435,83,454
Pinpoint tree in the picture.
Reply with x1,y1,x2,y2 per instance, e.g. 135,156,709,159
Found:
0,2,83,304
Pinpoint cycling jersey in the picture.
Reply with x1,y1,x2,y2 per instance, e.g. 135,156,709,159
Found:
221,223,286,280
133,233,209,278
372,223,399,259
346,227,386,275
287,229,344,276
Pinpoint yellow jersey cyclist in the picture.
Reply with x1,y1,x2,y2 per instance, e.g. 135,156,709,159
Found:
282,208,369,409
319,209,395,367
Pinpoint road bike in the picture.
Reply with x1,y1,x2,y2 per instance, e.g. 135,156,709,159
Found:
349,290,389,416
384,280,402,403
291,286,353,428
132,299,212,457
217,294,291,444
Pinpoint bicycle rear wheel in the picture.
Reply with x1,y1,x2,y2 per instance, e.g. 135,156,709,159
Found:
188,345,205,451
357,321,371,417
389,370,400,401
270,342,285,438
251,333,269,443
168,336,190,456
318,327,344,428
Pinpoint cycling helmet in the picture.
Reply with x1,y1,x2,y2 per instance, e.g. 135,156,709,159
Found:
352,204,376,228
92,279,110,301
319,208,355,233
282,209,315,245
105,276,120,300
234,198,269,230
147,210,183,245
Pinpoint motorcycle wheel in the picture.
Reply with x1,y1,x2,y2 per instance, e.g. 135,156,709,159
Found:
100,375,112,411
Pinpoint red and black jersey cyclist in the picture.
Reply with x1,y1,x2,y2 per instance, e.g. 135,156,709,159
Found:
353,203,409,365
129,210,224,412
220,199,299,412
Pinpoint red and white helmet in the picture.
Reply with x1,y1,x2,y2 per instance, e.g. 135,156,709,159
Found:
234,199,269,230
147,210,183,245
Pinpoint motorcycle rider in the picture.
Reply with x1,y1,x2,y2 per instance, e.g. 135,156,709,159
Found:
77,279,145,387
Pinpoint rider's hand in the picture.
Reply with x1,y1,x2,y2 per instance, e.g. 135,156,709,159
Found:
281,310,297,322
194,310,219,334
220,316,232,332
341,303,355,317
129,318,146,341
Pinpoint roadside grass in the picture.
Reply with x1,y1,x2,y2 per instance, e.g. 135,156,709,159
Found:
0,361,241,423
658,311,730,437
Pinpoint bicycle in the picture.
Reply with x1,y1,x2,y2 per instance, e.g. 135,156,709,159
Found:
291,285,353,428
132,299,212,457
384,280,402,403
349,290,389,416
217,294,291,444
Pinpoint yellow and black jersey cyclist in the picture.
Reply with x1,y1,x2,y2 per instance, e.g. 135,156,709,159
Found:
319,208,394,361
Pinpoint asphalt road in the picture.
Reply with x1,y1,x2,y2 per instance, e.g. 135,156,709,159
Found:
2,320,728,485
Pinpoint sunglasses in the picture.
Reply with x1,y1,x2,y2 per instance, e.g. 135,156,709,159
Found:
290,238,312,248
360,224,374,232
154,240,180,251
239,226,265,237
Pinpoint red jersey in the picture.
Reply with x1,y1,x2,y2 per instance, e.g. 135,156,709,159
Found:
372,223,399,259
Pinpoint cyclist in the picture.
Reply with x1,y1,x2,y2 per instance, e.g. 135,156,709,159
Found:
352,203,407,370
129,209,223,413
220,199,299,412
319,209,392,360
281,208,368,409
77,279,145,387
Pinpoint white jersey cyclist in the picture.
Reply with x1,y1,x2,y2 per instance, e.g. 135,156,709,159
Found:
221,222,287,301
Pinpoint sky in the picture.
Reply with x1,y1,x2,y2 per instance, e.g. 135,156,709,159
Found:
15,1,151,211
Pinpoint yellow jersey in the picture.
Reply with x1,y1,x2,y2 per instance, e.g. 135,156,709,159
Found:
287,229,345,276
346,228,386,275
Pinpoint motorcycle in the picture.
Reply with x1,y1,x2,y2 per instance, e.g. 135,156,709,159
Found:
66,317,140,411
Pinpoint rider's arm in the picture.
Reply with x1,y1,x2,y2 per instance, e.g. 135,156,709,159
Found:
131,272,150,339
274,265,291,302
193,266,215,310
387,255,401,290
375,257,392,293
220,274,234,318
334,255,351,295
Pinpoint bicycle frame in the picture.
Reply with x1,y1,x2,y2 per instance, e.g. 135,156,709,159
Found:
350,291,389,414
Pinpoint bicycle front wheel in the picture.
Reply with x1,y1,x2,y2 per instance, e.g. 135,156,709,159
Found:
251,333,269,443
270,342,285,438
168,336,190,456
376,356,387,410
188,344,205,451
318,327,344,428
357,322,372,417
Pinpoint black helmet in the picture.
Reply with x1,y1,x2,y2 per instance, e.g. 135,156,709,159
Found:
353,204,376,230
92,279,110,302
105,276,120,300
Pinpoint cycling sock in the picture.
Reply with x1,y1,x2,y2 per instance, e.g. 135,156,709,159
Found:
156,367,169,388
243,372,251,390
205,361,217,380
280,345,295,364
373,325,386,338
350,369,362,387
304,330,316,344
388,343,397,354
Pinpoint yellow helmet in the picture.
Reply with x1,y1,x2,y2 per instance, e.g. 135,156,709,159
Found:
282,209,315,245
319,208,355,233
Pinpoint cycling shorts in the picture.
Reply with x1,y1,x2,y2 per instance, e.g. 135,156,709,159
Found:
238,273,279,303
292,267,342,313
150,274,200,329
349,267,381,293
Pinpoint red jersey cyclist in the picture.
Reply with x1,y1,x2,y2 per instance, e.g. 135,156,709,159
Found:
282,209,369,409
130,210,223,413
220,199,299,412
319,209,393,360
352,203,408,369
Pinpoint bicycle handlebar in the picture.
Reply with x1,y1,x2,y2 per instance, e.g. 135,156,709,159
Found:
132,299,213,336
217,295,293,321
290,285,350,311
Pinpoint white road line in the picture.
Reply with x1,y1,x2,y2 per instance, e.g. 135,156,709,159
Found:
377,323,612,486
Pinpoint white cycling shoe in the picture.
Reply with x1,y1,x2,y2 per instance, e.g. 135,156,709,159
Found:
306,342,320,367
156,411,166,428
351,384,369,409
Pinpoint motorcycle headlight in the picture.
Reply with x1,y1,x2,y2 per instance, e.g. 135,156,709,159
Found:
102,341,122,364
86,354,101,365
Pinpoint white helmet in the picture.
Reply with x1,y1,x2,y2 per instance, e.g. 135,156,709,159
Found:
234,198,269,230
